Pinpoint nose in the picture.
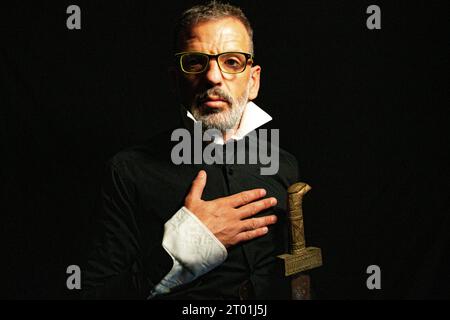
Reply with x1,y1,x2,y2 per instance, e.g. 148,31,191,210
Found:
203,58,223,86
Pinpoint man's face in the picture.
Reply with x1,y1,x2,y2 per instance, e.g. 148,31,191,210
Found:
174,18,261,131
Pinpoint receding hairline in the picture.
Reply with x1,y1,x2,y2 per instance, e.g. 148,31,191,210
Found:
176,17,254,53
173,1,255,54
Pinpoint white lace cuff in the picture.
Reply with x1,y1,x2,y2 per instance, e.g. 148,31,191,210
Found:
148,206,227,298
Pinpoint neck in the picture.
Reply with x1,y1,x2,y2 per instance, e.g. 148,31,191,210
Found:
222,112,244,142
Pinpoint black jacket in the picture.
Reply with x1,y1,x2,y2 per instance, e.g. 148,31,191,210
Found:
82,127,299,299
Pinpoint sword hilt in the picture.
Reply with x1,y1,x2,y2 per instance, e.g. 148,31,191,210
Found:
287,182,311,255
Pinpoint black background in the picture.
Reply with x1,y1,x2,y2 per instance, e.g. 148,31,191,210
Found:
1,1,448,299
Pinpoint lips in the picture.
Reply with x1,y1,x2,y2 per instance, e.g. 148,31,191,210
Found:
202,100,228,108
203,96,227,103
200,96,229,108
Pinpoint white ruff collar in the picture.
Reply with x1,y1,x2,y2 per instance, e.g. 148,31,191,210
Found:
184,101,272,145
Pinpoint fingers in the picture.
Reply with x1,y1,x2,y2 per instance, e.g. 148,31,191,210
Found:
224,188,267,208
227,215,277,246
240,215,278,232
234,226,269,244
186,170,207,202
237,197,277,219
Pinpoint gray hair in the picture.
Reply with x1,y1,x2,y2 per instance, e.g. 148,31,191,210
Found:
173,1,254,54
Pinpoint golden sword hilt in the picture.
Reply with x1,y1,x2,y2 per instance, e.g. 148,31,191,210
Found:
278,182,322,277
287,182,311,255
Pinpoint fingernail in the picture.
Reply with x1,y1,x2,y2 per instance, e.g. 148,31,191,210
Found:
262,227,268,233
260,189,266,197
199,170,205,178
271,198,277,205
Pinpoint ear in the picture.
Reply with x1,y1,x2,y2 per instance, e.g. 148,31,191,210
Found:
248,65,261,100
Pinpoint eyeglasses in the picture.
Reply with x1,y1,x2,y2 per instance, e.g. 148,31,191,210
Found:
175,51,254,74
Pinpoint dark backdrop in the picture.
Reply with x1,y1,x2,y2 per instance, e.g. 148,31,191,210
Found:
1,0,448,299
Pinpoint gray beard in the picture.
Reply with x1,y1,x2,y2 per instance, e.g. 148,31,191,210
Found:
190,87,249,132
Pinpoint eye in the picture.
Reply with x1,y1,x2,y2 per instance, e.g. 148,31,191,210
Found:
220,53,246,71
185,56,203,67
224,58,240,67
181,54,208,72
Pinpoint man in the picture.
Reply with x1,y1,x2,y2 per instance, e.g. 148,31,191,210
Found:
83,1,299,299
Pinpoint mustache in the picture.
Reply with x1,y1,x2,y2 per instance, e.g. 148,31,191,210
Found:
195,88,234,106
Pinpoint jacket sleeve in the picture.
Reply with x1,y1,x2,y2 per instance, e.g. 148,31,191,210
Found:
81,160,173,299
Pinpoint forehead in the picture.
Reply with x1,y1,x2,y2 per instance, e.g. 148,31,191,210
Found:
180,17,251,53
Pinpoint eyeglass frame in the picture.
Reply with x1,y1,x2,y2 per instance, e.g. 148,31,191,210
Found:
174,51,254,74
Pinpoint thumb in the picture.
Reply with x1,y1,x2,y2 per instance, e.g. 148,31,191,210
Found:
187,170,207,201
